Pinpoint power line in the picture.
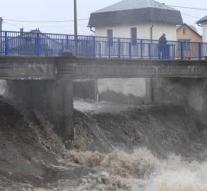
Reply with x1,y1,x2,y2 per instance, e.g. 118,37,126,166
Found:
4,18,88,23
3,21,88,28
168,5,207,11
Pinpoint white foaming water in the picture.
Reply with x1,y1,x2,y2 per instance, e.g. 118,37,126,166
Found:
6,148,207,191
146,155,207,191
66,148,207,191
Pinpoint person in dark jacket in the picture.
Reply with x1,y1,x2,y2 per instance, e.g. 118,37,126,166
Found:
158,33,167,59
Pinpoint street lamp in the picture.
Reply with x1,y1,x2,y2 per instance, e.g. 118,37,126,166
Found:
74,0,78,56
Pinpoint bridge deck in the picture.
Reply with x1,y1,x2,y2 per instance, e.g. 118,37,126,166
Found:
0,56,207,80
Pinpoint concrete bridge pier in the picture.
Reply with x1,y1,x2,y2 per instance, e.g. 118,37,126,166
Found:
5,78,74,140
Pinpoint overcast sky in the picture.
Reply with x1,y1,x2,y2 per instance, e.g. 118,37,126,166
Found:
0,0,207,35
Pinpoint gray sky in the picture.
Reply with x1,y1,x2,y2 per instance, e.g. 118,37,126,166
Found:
1,0,207,35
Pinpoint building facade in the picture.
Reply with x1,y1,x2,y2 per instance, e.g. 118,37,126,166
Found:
89,0,183,41
95,23,177,41
177,24,202,43
197,15,207,42
176,24,202,59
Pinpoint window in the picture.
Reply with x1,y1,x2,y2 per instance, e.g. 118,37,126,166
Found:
130,27,137,45
107,29,113,46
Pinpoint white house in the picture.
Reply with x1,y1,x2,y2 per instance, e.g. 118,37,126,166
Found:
87,0,183,104
197,15,207,42
88,0,183,41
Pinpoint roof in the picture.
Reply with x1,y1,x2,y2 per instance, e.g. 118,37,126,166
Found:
95,0,175,13
89,0,183,27
197,15,207,25
176,23,202,38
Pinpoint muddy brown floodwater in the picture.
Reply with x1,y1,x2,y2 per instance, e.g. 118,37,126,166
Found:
1,100,207,191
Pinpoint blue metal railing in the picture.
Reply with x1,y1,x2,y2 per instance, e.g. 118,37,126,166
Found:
0,30,207,60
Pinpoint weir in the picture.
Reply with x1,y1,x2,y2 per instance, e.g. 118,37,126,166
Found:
0,56,207,139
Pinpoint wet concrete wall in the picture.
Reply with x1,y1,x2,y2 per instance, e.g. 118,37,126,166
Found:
73,80,97,100
5,78,74,139
73,78,153,104
97,78,152,104
152,78,207,118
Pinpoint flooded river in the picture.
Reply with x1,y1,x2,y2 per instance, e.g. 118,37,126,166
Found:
0,100,207,191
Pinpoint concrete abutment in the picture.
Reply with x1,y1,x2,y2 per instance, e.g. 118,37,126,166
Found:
5,78,74,140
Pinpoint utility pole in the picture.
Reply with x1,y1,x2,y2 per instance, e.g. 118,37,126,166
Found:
74,0,78,56
0,17,3,49
0,17,3,32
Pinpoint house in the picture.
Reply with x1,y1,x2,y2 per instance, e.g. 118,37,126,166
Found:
197,15,207,42
89,0,183,41
177,24,202,42
6,29,62,56
176,23,202,59
197,16,207,57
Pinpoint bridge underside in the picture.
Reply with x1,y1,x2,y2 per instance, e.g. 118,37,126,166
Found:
1,56,207,140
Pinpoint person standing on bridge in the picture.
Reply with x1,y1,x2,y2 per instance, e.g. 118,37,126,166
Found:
158,33,167,59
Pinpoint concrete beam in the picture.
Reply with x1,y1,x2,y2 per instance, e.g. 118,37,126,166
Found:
57,58,207,79
0,56,56,80
1,56,207,80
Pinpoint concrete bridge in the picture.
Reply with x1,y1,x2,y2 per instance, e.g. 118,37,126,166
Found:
1,56,207,139
1,56,207,79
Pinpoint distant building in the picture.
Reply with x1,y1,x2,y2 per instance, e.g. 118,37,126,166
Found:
7,29,61,56
177,24,202,43
89,0,183,41
176,23,202,59
197,15,207,42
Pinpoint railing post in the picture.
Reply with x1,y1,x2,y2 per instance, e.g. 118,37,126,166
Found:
108,43,111,59
66,35,69,50
129,42,132,58
180,41,184,60
198,42,202,60
35,32,40,56
172,44,176,60
148,43,151,59
140,40,143,59
61,39,64,54
118,38,121,58
5,31,9,56
0,31,2,55
74,35,78,56
92,36,96,58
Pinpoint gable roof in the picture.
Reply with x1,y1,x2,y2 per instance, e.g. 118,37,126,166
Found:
89,0,183,27
95,0,175,13
176,23,202,38
197,15,207,25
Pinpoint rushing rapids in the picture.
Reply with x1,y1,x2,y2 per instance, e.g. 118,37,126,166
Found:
0,99,207,190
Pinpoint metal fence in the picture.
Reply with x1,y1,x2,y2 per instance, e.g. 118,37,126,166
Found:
0,30,207,60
